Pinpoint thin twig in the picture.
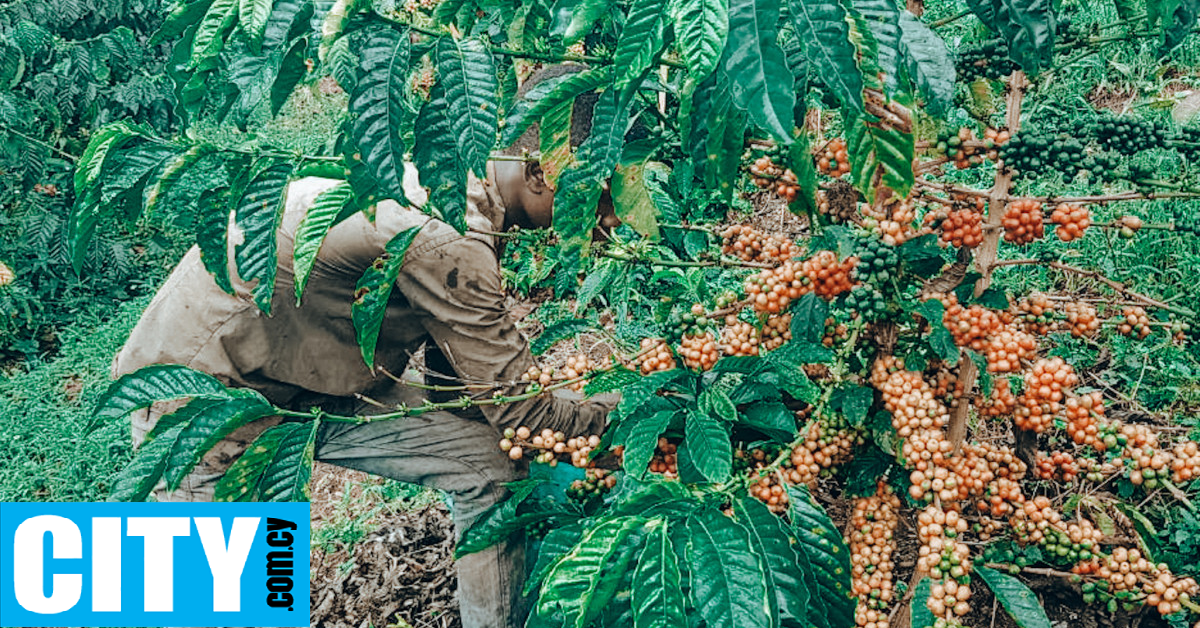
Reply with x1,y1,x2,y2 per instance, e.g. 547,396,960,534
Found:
991,259,1195,316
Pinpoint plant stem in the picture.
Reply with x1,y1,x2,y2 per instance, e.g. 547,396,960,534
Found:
0,124,79,162
991,259,1195,317
601,250,774,269
929,8,973,28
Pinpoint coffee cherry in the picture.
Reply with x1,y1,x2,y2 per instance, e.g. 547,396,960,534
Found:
722,224,799,263
1014,357,1078,433
1050,203,1090,242
680,331,719,371
1003,199,1045,245
849,483,901,628
1118,306,1152,339
1063,301,1100,338
633,338,677,375
938,208,984,248
817,138,852,177
720,320,760,356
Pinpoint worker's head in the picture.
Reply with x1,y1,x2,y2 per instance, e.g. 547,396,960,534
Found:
490,64,618,233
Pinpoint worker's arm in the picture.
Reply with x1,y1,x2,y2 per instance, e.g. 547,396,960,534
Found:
395,237,614,437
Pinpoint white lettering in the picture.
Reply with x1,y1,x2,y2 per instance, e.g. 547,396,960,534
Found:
194,517,259,612
13,515,82,614
91,518,122,612
126,517,190,612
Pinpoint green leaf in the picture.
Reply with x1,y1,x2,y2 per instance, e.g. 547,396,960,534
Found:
975,566,1054,628
352,226,424,366
623,411,677,477
632,521,688,628
976,287,1010,310
318,0,361,62
500,67,612,147
785,131,819,217
349,27,411,205
436,37,499,179
910,577,934,628
531,320,597,355
145,145,216,217
532,517,646,627
764,350,821,402
240,0,273,49
458,479,548,556
831,383,874,426
898,11,954,116
998,0,1056,75
786,0,865,113
559,0,612,44
264,0,314,50
685,409,732,481
584,365,641,396
191,0,239,68
701,387,738,421
669,0,728,83
216,421,292,501
257,419,321,501
101,143,179,216
734,496,812,627
791,292,828,343
724,0,794,142
526,523,586,595
294,182,356,303
68,122,143,274
740,402,797,441
93,365,232,427
164,393,276,490
271,39,310,114
920,299,959,365
613,143,663,240
614,0,667,90
855,0,902,93
847,111,915,197
685,506,774,628
552,85,631,250
234,160,293,313
152,0,217,46
786,484,856,627
196,186,235,294
1162,0,1199,54
414,82,469,232
109,424,186,502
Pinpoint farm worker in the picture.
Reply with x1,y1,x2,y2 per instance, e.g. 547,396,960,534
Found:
110,64,615,628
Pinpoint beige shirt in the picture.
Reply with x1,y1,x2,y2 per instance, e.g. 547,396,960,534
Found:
114,167,610,436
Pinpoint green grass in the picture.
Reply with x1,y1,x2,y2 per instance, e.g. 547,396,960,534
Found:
0,298,147,501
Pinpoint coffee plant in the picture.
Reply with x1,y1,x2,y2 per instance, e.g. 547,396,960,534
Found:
73,0,1200,626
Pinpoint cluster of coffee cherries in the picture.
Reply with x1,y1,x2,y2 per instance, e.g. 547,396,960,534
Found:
522,353,596,392
1011,495,1103,553
566,468,616,504
1049,203,1091,242
1003,199,1045,244
1117,306,1152,339
935,127,1005,169
938,293,1003,351
761,313,792,351
1097,547,1198,616
645,437,679,478
1064,391,1107,450
999,131,1120,182
1014,357,1078,433
745,261,809,314
719,318,760,356
721,224,798,263
862,196,926,246
679,330,719,371
817,138,852,177
1085,113,1170,156
853,236,899,284
934,207,984,249
1033,451,1080,481
498,426,602,467
632,338,677,375
1062,301,1101,338
1015,294,1059,336
843,285,890,320
748,156,800,202
917,505,973,621
956,38,1018,81
823,317,849,347
982,378,1017,418
848,483,901,628
1171,441,1200,483
1118,214,1144,238
782,415,865,487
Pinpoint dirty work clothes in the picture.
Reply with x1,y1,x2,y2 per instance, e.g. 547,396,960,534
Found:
114,166,609,438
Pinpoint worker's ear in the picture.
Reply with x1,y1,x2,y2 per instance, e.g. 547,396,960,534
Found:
523,161,550,194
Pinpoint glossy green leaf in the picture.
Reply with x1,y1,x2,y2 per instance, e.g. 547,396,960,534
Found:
539,98,573,189
196,186,235,294
999,0,1056,74
531,320,596,355
349,27,411,205
898,11,954,115
786,0,865,113
622,411,676,478
791,292,828,343
414,82,469,232
1162,0,1199,54
975,566,1053,628
830,383,874,426
191,0,238,67
845,111,915,198
68,122,143,274
786,484,856,627
436,37,499,179
100,142,178,216
234,160,294,313
352,226,423,367
740,402,796,442
785,131,819,216
145,145,216,216
240,0,273,49
685,506,774,628
294,182,356,303
151,0,217,45
920,299,959,365
532,517,646,627
685,409,732,481
216,421,294,501
725,0,794,142
164,392,276,490
271,39,310,114
93,365,232,429
700,386,737,421
669,0,728,83
632,521,687,628
458,479,548,556
855,0,901,92
614,0,667,89
108,424,186,502
525,523,586,595
500,67,611,147
264,0,314,50
257,419,321,501
318,0,360,62
734,496,812,627
560,0,612,44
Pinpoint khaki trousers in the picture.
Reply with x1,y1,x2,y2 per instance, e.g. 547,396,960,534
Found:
129,390,529,628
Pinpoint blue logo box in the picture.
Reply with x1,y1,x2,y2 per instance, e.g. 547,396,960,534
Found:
0,502,310,627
